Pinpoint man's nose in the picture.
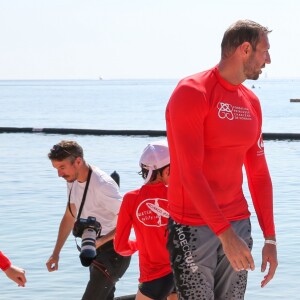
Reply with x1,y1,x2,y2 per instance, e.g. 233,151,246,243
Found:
266,52,271,64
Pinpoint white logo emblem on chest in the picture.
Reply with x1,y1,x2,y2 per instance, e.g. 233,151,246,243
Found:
217,102,234,120
217,101,252,121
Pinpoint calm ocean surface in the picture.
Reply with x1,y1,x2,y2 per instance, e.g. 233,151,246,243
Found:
0,79,299,299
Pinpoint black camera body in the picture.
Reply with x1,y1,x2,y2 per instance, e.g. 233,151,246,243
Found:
73,216,101,238
72,216,102,267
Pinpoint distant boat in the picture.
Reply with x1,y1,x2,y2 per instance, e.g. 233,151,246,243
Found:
99,76,103,80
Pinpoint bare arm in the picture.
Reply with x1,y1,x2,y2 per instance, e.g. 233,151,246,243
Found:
96,228,116,249
260,237,278,288
4,265,27,287
218,227,255,272
46,203,76,272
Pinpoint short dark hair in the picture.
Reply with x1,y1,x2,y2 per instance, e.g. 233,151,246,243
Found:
221,20,272,58
48,140,83,161
139,164,170,182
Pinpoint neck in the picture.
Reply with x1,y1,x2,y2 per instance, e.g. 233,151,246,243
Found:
77,162,90,183
148,177,167,186
218,59,246,85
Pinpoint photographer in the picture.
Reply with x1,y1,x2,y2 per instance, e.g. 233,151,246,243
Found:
46,140,131,300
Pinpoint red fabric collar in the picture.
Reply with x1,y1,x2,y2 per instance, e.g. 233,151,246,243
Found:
213,66,241,92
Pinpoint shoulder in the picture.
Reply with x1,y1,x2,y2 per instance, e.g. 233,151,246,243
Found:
240,84,262,113
168,67,218,109
120,189,141,212
177,68,217,92
91,166,117,185
240,84,259,100
90,166,121,197
123,188,140,201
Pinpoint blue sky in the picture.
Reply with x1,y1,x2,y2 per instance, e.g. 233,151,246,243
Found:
0,0,299,80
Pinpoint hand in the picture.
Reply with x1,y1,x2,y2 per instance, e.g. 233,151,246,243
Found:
4,265,27,287
219,227,255,272
46,254,59,272
261,243,278,288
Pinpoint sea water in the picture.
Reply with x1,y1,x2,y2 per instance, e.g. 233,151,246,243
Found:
0,79,299,299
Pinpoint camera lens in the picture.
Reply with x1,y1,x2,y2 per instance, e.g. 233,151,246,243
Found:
80,228,97,266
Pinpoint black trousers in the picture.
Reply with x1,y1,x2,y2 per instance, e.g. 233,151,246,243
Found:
81,240,131,300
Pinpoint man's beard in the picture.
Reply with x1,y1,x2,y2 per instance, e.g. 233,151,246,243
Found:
244,55,264,80
63,168,78,183
63,176,75,183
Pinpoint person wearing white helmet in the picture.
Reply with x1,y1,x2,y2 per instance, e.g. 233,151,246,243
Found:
114,140,177,300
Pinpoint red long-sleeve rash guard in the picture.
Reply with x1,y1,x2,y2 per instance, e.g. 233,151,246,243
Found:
0,251,11,271
114,183,172,282
166,66,275,237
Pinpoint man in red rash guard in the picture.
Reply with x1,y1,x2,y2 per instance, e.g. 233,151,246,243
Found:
166,20,278,299
0,251,26,287
114,141,177,300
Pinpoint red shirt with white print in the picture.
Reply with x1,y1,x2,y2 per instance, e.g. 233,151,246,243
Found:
114,183,171,282
166,66,275,237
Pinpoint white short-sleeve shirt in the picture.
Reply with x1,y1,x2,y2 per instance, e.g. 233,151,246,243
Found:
67,166,122,235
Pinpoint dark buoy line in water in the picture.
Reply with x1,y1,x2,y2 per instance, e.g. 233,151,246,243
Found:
0,127,300,140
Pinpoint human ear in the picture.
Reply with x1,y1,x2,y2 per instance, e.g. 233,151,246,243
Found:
164,166,170,177
241,42,251,55
74,157,82,167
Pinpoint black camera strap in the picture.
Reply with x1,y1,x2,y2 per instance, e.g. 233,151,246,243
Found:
69,166,93,253
68,166,93,219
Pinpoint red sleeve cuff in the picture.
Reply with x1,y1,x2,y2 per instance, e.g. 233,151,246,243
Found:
0,252,11,271
215,223,231,236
